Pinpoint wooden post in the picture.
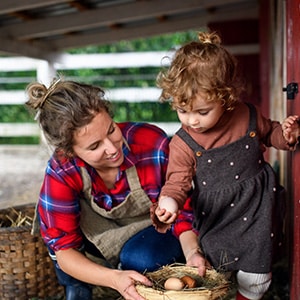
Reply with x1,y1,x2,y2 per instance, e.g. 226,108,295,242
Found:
285,0,300,299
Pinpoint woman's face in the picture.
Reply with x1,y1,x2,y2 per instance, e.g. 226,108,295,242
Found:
73,111,124,171
175,93,224,133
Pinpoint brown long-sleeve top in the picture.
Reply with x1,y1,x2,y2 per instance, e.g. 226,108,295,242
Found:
160,101,293,208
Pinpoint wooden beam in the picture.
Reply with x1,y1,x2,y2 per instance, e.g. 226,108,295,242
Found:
0,0,256,40
0,35,62,61
0,0,71,14
45,5,258,51
0,122,181,137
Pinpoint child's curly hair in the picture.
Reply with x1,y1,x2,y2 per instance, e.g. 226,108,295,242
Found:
156,31,244,111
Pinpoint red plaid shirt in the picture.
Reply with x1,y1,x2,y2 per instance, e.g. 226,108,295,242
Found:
38,122,194,252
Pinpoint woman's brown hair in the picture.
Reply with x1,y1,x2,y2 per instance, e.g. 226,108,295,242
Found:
26,78,113,155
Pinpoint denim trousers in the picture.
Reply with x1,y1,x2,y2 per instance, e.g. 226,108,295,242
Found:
52,226,184,300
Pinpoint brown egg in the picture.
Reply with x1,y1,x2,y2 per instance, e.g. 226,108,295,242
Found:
164,277,185,290
181,275,197,288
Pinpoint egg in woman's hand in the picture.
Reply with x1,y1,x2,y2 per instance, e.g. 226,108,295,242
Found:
164,277,185,290
159,197,178,214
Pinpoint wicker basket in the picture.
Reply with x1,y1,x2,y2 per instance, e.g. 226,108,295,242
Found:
135,264,229,300
0,205,64,300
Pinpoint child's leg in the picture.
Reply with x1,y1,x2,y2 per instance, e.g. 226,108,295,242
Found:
236,270,272,300
236,291,251,300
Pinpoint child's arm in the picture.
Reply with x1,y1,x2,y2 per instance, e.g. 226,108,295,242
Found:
179,230,211,277
282,115,300,145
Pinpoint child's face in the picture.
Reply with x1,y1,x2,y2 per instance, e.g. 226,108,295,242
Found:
174,93,224,133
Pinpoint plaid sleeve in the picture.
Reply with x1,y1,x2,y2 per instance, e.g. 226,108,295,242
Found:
172,196,198,238
38,158,84,252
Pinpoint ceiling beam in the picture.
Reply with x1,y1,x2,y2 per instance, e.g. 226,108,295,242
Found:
0,0,72,14
0,0,259,61
0,0,251,40
43,3,258,51
0,35,64,62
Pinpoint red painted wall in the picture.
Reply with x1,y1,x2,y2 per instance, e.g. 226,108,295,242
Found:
208,20,260,106
286,0,300,298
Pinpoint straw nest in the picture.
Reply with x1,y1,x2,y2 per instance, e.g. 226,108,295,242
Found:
135,264,229,300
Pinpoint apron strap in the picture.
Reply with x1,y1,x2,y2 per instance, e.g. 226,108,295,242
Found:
125,165,143,192
79,164,152,266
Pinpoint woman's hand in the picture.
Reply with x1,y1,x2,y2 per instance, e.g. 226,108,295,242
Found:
56,248,151,300
282,115,300,145
112,270,152,300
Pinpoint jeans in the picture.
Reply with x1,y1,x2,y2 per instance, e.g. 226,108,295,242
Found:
52,225,184,299
53,260,92,300
120,225,184,272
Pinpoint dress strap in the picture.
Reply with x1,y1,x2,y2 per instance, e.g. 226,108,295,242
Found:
245,102,257,132
176,102,258,151
176,127,203,152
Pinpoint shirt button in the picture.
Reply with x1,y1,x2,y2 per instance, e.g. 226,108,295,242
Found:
196,151,202,157
235,175,240,180
249,131,256,137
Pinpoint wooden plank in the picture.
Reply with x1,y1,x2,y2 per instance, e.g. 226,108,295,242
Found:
0,123,40,137
0,0,69,14
0,122,180,137
286,0,300,299
0,88,163,105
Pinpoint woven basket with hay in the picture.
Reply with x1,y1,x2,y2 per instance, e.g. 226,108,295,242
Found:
0,205,64,300
135,264,229,300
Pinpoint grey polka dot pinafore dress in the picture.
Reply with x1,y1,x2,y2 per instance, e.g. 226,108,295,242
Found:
176,103,281,273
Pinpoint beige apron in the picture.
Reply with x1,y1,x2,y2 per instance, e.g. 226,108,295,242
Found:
79,165,152,267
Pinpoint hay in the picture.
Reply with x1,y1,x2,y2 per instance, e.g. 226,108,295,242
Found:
0,207,33,227
135,264,229,300
0,205,64,299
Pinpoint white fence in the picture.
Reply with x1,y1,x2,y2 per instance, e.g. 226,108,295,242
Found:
0,52,181,139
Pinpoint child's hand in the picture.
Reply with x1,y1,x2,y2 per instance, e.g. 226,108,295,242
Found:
185,248,211,277
282,115,300,145
155,196,178,224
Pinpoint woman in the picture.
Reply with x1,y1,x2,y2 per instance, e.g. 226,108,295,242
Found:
25,78,184,300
